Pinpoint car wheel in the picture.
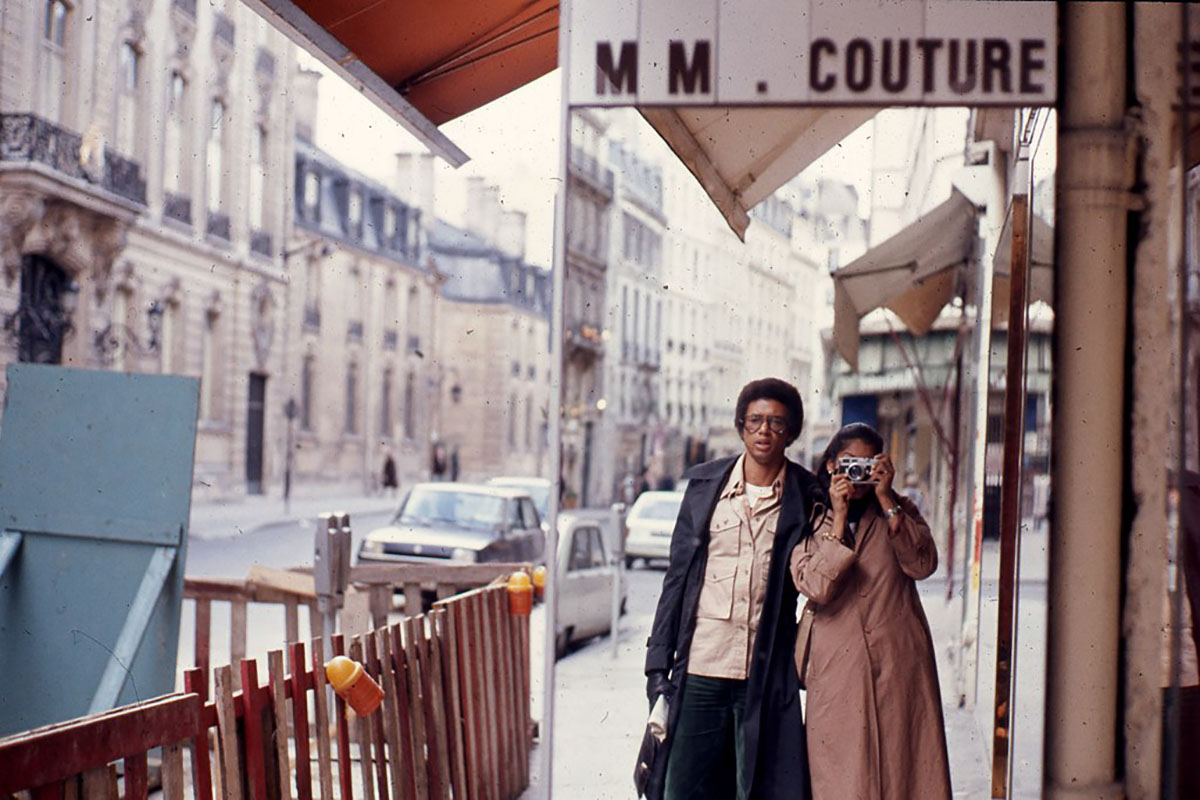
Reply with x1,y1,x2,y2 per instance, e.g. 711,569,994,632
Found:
625,555,635,569
555,628,572,660
620,597,628,617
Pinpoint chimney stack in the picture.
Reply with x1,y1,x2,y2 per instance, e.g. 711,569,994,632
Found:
497,209,527,260
394,152,436,226
293,68,322,142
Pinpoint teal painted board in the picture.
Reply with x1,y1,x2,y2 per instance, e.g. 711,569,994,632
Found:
0,364,199,735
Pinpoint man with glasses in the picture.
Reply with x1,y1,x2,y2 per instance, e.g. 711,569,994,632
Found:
640,378,817,800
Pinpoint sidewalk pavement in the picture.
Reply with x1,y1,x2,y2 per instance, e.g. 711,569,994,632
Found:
527,581,995,799
188,487,399,541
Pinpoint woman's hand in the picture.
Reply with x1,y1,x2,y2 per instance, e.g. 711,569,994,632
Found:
873,453,896,500
829,473,852,516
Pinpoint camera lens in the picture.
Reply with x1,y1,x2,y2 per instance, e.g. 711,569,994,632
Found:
847,464,865,481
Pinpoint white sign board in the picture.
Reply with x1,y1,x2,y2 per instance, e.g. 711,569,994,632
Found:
567,0,1057,107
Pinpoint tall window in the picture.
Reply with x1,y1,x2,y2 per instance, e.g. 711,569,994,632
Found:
406,285,420,345
164,72,187,193
403,372,415,439
159,299,180,374
344,361,358,434
206,100,225,213
508,394,517,447
41,0,69,123
115,42,140,157
525,394,533,450
249,125,267,230
381,368,393,436
200,311,220,420
300,355,314,431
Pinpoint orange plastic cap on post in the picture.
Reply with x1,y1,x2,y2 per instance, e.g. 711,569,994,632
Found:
508,570,533,616
324,655,385,716
532,565,547,600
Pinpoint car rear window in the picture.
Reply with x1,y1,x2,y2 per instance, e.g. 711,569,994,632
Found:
632,496,683,521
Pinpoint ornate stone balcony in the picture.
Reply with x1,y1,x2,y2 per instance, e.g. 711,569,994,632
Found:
0,113,146,206
250,230,273,258
163,191,192,225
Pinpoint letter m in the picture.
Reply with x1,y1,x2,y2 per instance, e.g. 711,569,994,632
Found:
596,42,638,95
668,40,711,95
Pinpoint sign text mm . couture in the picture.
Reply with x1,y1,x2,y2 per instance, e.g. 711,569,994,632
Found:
568,0,1057,108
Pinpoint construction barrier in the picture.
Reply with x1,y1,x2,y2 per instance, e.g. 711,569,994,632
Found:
0,583,532,800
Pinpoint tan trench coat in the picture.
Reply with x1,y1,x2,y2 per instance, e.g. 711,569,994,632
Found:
790,496,951,800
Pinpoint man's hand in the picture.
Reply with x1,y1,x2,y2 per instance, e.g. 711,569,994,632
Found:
646,669,673,708
872,453,896,501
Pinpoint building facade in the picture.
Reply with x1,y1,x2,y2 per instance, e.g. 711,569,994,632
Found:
0,0,297,499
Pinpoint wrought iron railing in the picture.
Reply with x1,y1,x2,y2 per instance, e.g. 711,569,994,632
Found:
0,113,147,206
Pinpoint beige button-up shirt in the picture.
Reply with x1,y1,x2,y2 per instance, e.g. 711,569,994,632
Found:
687,454,786,680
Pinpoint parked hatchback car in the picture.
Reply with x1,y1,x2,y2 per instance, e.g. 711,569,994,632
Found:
623,490,685,567
358,483,545,564
554,509,627,658
486,476,552,522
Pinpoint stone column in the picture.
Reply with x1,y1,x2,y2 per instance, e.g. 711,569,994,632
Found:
1044,4,1136,799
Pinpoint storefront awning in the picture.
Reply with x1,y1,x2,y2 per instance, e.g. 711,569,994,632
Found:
641,107,878,240
246,1,869,238
245,0,560,167
833,190,978,370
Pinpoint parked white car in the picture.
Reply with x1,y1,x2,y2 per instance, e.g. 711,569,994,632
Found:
623,490,685,568
554,509,627,658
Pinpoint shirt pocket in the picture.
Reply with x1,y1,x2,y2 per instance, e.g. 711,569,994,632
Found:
698,557,738,620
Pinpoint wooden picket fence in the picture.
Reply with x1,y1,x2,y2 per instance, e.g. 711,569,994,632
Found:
0,584,531,800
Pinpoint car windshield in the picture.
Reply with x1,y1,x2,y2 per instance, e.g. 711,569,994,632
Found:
395,488,506,530
490,480,550,519
632,495,683,521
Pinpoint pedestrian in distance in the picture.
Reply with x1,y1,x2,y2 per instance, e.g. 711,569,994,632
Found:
640,377,822,800
381,452,397,496
791,422,951,800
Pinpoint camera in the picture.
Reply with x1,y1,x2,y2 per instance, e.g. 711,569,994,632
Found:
837,456,876,484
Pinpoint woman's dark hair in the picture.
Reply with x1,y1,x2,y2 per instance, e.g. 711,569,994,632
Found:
815,422,885,491
734,378,804,447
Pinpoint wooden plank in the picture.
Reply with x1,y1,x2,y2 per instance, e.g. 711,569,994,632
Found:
387,624,419,800
248,565,317,599
184,669,215,800
267,651,294,800
288,643,314,800
495,590,518,796
331,635,354,800
0,694,203,795
349,637,376,800
508,593,528,791
401,619,430,800
435,609,468,799
285,599,301,657
65,773,80,800
196,598,213,681
183,578,248,601
309,602,325,642
402,583,422,618
363,634,390,800
123,752,149,800
426,612,453,800
353,563,530,587
454,598,483,800
213,666,244,800
476,592,500,798
231,601,248,690
368,586,391,631
414,618,446,800
519,613,532,788
374,628,406,800
32,781,65,800
88,547,176,713
309,638,335,800
81,767,112,800
161,743,185,800
239,660,270,800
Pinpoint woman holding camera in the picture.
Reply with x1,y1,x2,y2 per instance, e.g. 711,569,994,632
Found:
790,423,951,800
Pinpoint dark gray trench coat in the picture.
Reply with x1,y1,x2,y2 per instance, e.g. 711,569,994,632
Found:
642,455,819,800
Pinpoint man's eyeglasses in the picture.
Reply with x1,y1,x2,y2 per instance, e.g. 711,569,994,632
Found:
741,415,789,435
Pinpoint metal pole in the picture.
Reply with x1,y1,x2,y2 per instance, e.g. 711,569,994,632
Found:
990,150,1031,800
541,6,573,793
610,502,626,660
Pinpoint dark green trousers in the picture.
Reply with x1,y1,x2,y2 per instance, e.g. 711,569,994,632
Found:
664,675,749,800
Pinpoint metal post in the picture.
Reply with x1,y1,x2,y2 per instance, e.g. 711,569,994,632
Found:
284,397,297,515
540,6,573,793
991,151,1032,800
610,502,626,660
